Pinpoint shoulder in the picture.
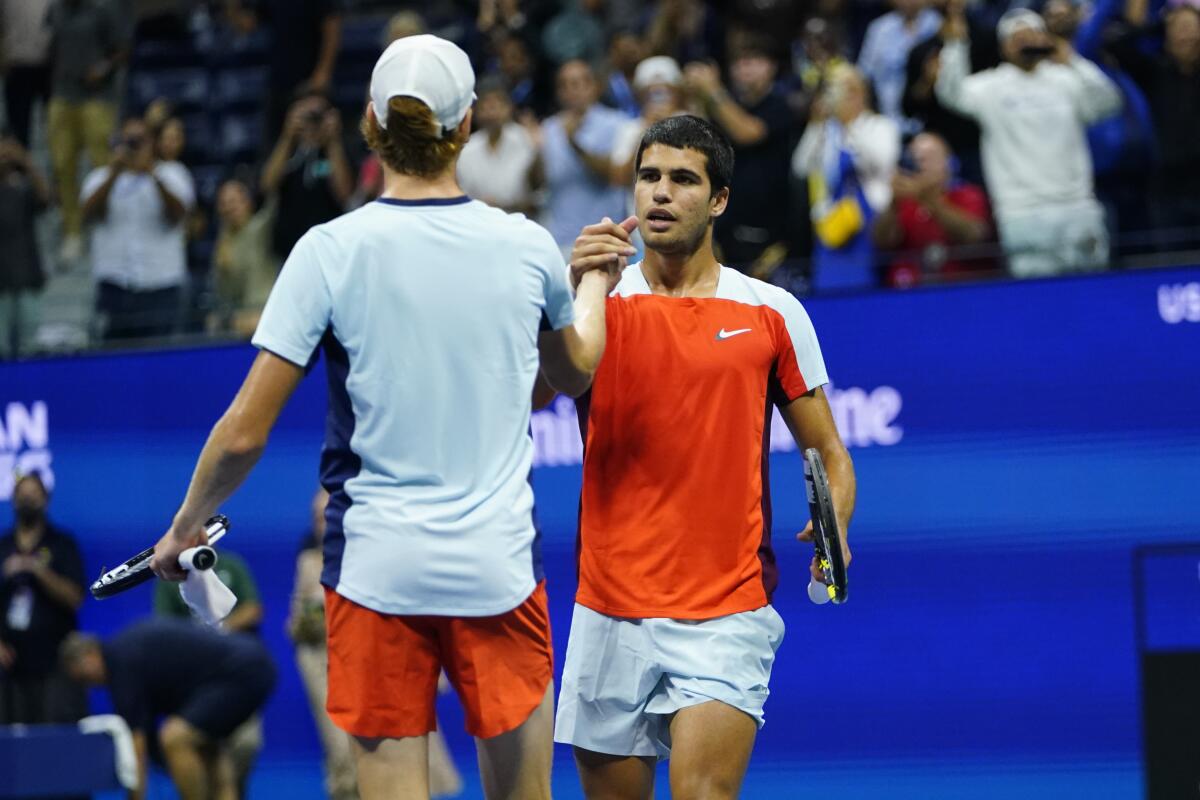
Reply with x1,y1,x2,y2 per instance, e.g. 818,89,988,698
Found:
718,267,810,319
479,205,561,257
865,11,898,34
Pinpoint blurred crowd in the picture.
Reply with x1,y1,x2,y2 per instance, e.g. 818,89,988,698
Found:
0,0,1197,358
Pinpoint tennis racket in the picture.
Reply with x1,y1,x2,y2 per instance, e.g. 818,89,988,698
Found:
804,449,848,604
90,515,230,599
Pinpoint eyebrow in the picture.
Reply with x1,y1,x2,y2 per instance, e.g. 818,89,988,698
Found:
637,167,703,181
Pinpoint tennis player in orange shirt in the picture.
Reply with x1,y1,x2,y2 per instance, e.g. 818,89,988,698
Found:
553,115,856,799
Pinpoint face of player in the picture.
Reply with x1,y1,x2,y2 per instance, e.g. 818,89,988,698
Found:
634,143,729,256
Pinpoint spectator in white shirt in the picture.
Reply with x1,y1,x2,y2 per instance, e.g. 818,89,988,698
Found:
81,117,194,341
857,0,943,127
936,8,1122,278
456,77,541,216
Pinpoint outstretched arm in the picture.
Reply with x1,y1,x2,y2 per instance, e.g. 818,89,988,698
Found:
150,352,304,580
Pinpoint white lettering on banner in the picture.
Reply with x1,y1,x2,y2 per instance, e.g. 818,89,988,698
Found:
770,384,904,451
531,395,583,468
1158,283,1200,324
531,386,903,468
0,402,55,501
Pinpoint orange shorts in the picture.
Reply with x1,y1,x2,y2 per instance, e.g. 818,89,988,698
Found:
325,582,553,740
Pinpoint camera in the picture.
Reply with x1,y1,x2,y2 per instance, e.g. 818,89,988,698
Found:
304,109,325,126
123,134,144,150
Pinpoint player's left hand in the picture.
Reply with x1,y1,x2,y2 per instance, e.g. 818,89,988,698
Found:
150,522,210,582
797,520,852,579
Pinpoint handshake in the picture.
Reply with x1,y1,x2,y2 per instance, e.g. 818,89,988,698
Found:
569,215,640,292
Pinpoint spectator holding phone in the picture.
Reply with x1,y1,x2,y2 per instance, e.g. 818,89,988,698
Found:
82,116,195,341
872,132,992,287
936,7,1121,278
0,134,51,359
260,90,353,261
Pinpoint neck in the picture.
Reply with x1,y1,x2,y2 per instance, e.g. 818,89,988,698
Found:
641,231,721,297
379,167,464,201
15,521,44,545
486,127,503,147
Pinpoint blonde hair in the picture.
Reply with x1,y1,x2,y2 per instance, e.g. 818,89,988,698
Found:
360,96,466,178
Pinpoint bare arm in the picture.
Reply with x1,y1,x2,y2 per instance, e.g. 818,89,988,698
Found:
537,270,609,397
129,730,148,800
260,123,297,195
926,193,988,244
309,14,342,90
779,386,855,575
532,370,558,410
81,165,123,222
152,173,187,225
150,351,305,580
872,199,904,249
222,601,264,633
29,562,83,612
324,131,353,206
705,89,767,146
568,134,613,182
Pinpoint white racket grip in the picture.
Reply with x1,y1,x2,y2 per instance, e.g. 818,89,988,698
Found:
808,578,832,605
178,546,218,572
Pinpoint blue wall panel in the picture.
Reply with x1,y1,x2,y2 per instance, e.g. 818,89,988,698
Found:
2,266,1199,792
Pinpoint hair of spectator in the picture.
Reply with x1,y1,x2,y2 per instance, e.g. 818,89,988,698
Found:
59,631,100,669
729,32,780,64
13,469,49,497
360,97,467,178
635,115,735,196
476,75,512,100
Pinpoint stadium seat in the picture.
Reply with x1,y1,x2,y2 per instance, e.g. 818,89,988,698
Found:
128,68,209,113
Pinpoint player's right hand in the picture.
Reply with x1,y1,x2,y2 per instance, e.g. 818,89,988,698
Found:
570,215,639,291
150,521,210,582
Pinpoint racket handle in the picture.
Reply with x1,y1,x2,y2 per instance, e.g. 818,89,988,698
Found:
808,578,832,605
179,546,217,572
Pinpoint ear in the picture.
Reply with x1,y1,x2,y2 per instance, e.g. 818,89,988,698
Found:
710,186,730,220
456,109,473,141
365,100,379,128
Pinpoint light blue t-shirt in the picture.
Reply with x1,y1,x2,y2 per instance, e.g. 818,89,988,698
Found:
252,197,574,616
541,104,630,250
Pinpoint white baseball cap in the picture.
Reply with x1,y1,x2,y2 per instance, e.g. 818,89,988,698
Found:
633,56,683,91
997,9,1047,43
369,34,476,135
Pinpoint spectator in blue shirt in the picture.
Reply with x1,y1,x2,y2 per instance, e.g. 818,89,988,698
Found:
540,59,630,254
858,0,943,127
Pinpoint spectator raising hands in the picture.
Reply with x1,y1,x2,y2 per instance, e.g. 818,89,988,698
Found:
260,91,353,261
936,7,1121,278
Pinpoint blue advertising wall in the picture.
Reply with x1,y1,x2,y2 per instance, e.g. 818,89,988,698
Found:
2,266,1199,797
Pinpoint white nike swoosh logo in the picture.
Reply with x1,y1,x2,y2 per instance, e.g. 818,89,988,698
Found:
716,328,752,340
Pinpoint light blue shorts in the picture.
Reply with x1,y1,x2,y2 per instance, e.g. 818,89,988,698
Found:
553,602,785,760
